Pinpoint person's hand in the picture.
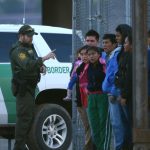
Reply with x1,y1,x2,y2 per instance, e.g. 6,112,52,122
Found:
117,95,121,102
42,52,56,62
40,65,46,75
120,97,126,106
108,94,116,103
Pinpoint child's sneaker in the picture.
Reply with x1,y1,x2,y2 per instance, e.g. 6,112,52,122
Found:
63,89,72,101
63,96,71,101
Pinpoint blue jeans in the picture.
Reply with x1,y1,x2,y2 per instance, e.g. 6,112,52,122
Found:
109,96,132,150
68,74,77,90
109,97,125,150
120,105,132,147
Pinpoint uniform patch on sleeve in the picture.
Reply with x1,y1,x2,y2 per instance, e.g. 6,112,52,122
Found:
18,52,26,60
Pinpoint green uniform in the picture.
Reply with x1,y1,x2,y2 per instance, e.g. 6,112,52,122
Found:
10,41,43,150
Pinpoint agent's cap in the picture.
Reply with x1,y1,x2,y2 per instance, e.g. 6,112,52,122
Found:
18,24,38,36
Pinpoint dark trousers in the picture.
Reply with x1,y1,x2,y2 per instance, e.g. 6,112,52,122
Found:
14,88,35,150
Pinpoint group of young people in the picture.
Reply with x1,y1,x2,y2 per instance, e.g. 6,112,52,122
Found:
63,24,133,150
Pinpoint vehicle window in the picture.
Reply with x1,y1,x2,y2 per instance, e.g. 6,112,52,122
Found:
41,33,72,62
0,32,18,62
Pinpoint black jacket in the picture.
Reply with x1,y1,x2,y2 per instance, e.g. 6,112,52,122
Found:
115,51,132,100
87,61,105,92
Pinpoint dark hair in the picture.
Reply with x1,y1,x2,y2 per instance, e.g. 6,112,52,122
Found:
87,46,100,53
85,29,99,41
115,24,132,45
126,34,132,45
116,24,132,61
78,45,89,53
103,34,117,44
148,30,150,38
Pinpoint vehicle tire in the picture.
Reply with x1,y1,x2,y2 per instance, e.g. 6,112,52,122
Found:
27,104,72,150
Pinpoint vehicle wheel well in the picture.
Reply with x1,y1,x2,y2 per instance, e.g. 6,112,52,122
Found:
0,125,15,139
35,89,72,116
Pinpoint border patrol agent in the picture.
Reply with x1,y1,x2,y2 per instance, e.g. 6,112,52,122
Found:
9,24,55,150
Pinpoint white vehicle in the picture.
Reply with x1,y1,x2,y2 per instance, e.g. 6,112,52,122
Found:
0,24,73,150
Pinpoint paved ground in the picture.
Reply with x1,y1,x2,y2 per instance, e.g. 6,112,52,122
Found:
0,139,113,150
0,139,72,150
0,138,115,150
0,133,114,150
